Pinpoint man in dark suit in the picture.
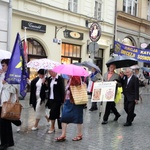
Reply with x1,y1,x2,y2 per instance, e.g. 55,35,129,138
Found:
121,68,139,126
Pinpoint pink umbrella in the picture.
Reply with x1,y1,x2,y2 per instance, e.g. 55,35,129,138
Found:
52,64,89,77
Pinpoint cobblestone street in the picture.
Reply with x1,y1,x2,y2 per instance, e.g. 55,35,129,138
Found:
9,85,150,150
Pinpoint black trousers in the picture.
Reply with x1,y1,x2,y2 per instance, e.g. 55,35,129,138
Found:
124,100,135,123
91,102,97,109
103,102,119,121
0,107,14,146
11,120,22,126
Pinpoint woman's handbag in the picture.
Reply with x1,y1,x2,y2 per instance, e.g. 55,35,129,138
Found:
1,94,23,120
139,80,145,87
70,83,88,105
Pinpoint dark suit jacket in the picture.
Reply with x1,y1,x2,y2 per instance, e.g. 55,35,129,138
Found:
121,75,139,101
47,75,65,103
29,77,48,110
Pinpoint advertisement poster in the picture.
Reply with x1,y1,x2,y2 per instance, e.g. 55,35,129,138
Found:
91,81,116,102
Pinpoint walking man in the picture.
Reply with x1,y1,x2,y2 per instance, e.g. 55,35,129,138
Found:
120,68,139,126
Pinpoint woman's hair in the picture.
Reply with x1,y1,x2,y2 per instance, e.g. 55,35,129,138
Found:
37,69,46,75
1,59,10,66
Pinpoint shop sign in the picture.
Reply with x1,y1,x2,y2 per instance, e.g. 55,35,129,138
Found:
21,20,46,33
89,22,101,42
63,30,83,40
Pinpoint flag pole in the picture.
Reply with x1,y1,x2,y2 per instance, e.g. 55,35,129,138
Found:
24,27,28,62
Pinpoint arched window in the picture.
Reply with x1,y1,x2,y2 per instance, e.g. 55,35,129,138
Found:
122,37,135,46
22,38,46,57
22,38,47,81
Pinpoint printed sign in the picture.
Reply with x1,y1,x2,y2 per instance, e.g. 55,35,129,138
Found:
91,81,116,102
89,22,101,42
21,20,46,33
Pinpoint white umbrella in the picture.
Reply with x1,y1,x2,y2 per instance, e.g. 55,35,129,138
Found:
0,49,11,69
0,49,11,60
27,58,60,70
130,65,140,69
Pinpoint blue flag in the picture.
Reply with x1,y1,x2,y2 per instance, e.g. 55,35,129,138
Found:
5,33,28,97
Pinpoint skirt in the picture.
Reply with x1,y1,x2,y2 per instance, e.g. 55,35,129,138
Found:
35,96,47,119
61,99,84,124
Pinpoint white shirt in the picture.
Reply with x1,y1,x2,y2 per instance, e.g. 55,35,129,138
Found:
36,78,43,97
49,74,59,99
127,75,132,84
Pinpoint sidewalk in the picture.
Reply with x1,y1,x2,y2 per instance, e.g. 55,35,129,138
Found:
10,85,150,150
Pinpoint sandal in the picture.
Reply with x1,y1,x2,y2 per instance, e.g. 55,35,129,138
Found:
72,135,82,141
55,136,66,142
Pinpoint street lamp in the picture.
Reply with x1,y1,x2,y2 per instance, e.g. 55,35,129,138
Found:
54,25,67,38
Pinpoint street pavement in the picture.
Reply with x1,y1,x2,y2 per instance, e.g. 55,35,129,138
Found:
8,85,150,150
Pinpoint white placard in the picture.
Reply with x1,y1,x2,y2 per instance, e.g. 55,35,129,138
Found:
91,81,116,102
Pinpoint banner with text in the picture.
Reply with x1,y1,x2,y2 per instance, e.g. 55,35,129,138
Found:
114,41,150,63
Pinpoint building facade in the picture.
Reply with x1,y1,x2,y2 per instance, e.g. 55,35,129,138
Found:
11,0,116,78
116,0,150,67
0,0,11,51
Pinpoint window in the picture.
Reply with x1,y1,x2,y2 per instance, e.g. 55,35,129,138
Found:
147,1,150,21
94,0,102,20
61,43,81,64
68,0,78,13
122,37,134,46
123,0,138,16
23,38,46,56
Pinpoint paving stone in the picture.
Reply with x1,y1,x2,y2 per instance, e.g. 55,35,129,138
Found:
9,85,150,150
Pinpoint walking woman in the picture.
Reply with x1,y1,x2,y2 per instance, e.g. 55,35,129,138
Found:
133,68,146,102
29,69,49,130
55,76,84,142
0,59,22,149
46,70,65,133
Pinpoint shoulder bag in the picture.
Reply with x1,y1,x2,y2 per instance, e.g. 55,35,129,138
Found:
1,89,23,120
70,83,88,105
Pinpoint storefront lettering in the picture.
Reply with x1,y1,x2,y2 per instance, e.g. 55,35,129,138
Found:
28,23,42,29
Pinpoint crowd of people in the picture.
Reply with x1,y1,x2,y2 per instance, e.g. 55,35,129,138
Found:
0,58,147,149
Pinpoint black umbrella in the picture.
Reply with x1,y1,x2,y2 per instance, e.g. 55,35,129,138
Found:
106,55,138,69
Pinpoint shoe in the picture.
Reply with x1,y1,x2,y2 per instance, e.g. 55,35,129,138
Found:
114,114,121,121
17,121,23,132
0,144,7,150
48,129,55,134
55,136,66,142
83,105,87,109
7,143,14,147
131,114,136,122
0,143,14,150
72,135,82,141
31,126,38,131
89,107,98,111
123,122,132,126
101,121,108,125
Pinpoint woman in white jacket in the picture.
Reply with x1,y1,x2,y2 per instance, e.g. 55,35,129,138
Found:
0,59,22,149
